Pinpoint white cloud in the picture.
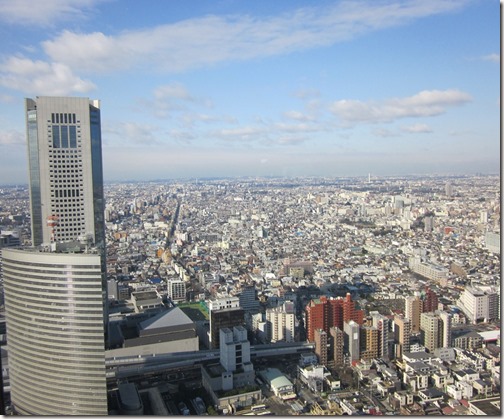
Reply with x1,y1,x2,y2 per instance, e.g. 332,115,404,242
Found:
481,53,499,63
277,136,308,146
217,126,265,141
274,122,320,133
0,94,16,103
0,56,95,95
330,89,471,124
0,0,103,26
103,121,160,147
37,0,466,75
372,128,397,138
402,123,433,133
283,110,315,122
0,129,24,146
154,83,194,101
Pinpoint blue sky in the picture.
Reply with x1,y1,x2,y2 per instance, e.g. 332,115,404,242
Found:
0,0,499,184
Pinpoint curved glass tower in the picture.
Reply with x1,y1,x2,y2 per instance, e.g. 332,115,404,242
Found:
2,248,107,415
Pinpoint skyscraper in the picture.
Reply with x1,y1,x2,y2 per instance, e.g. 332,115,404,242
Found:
2,97,107,415
25,97,105,249
2,248,108,415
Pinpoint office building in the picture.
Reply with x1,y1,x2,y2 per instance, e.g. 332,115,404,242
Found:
202,326,260,409
208,297,245,349
25,97,105,249
167,279,186,302
485,231,500,254
457,285,500,324
1,97,107,415
2,247,107,415
239,285,260,313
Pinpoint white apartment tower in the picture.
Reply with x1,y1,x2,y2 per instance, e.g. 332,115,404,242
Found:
266,302,296,343
344,320,360,363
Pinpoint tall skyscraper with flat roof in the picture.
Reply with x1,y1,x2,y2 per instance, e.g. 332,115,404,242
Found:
25,96,105,248
2,97,107,415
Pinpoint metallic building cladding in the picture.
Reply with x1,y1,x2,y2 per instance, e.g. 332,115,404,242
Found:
1,97,109,415
2,249,107,415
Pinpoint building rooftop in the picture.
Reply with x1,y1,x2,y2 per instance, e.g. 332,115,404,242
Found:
140,306,193,331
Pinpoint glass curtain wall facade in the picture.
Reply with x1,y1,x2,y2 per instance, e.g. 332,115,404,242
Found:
2,249,107,415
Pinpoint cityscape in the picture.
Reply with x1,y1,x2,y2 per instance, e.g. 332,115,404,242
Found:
0,139,501,414
0,0,500,417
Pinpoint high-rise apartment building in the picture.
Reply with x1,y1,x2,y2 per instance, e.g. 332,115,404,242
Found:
370,311,391,359
405,295,423,333
329,326,344,367
314,328,328,366
343,320,360,363
420,312,442,352
266,302,296,343
422,287,439,313
420,310,452,352
393,315,411,359
360,326,379,361
2,97,108,415
305,294,364,342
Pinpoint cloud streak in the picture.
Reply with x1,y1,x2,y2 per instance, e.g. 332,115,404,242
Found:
0,0,469,96
481,53,499,63
0,0,103,27
330,89,471,124
37,0,466,75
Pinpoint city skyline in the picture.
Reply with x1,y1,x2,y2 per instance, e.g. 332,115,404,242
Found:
0,0,499,184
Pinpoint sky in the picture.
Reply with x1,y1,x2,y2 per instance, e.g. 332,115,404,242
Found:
0,0,500,184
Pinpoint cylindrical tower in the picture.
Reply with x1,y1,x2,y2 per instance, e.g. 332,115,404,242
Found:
2,248,107,415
